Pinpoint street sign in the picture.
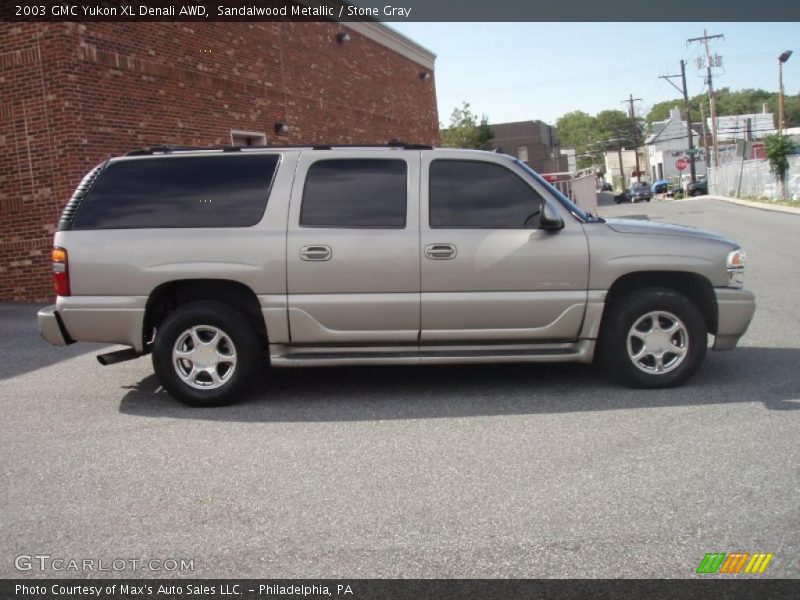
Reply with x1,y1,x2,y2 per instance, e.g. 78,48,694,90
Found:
676,158,688,171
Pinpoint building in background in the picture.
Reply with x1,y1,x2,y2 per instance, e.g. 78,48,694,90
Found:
560,149,577,173
603,148,648,190
711,111,776,165
0,21,438,301
489,120,568,174
646,107,706,183
712,111,776,143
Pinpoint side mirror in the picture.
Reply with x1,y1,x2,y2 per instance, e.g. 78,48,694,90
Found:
540,202,564,231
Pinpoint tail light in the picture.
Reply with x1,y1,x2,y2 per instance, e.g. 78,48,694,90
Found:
52,247,71,296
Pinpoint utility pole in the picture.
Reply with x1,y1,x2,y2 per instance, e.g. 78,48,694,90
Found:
778,50,793,134
779,59,785,135
622,94,642,181
699,103,710,168
688,30,723,168
658,59,697,184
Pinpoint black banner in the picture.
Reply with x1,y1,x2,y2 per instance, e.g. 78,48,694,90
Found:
2,0,800,22
1,580,799,600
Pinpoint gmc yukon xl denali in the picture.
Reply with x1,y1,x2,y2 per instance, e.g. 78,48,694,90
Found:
38,144,755,406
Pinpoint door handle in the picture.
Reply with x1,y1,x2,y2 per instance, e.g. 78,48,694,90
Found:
300,245,332,261
424,243,456,260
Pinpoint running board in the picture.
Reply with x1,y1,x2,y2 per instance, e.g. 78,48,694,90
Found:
270,340,595,367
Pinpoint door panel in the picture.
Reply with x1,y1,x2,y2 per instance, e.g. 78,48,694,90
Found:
287,153,420,344
420,155,589,342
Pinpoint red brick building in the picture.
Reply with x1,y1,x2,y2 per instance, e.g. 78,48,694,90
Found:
0,21,438,301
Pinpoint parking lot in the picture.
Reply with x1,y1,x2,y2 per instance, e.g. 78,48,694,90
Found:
1,197,798,578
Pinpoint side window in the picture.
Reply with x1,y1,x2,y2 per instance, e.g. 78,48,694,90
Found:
72,155,279,229
300,159,407,228
429,160,545,229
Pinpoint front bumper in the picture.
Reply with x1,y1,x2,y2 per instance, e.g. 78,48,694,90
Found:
714,288,756,350
37,305,74,346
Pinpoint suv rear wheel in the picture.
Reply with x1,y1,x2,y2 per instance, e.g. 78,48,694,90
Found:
600,288,707,388
152,301,261,406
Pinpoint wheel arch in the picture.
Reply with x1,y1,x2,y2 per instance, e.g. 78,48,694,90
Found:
602,271,718,336
143,279,268,349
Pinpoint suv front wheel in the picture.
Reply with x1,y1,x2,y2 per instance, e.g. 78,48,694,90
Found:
600,288,707,388
152,301,261,406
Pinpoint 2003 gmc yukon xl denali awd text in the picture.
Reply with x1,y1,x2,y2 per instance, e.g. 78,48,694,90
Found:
38,144,755,406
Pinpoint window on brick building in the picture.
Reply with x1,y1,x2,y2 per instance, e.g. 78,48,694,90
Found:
517,145,529,162
231,131,267,147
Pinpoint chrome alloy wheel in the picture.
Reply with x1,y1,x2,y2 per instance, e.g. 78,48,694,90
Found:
172,325,237,390
626,311,689,375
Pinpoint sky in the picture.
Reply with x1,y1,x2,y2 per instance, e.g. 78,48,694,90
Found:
390,22,800,127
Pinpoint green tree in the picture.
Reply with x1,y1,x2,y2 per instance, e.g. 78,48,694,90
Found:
596,109,636,144
556,109,638,170
783,94,800,129
555,111,598,169
763,134,795,199
440,102,493,149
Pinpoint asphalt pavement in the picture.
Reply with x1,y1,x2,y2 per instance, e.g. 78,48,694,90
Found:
1,196,798,578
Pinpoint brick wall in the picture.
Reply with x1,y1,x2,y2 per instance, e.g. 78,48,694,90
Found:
0,22,439,301
489,120,568,174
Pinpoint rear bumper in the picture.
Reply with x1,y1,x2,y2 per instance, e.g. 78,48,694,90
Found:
714,288,756,350
37,305,74,346
39,297,146,351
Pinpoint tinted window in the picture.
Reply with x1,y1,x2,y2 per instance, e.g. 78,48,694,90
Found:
300,159,407,228
430,160,545,229
72,154,279,229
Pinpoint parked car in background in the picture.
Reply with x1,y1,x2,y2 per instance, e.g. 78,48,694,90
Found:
652,179,669,194
687,177,708,197
617,181,652,203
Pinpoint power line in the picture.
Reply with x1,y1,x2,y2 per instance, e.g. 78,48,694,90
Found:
643,125,777,146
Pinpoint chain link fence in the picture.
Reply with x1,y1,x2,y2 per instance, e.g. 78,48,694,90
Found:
709,156,800,199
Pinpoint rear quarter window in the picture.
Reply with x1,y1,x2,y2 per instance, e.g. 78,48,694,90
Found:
71,154,280,229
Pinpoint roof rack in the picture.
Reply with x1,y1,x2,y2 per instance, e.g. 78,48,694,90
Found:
311,141,433,150
125,141,433,156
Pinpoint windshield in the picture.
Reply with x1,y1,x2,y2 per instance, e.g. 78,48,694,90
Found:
512,159,600,223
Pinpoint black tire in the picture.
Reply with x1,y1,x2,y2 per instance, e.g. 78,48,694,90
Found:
152,301,262,406
599,288,707,389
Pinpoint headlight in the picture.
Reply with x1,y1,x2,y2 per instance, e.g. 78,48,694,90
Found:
726,249,745,287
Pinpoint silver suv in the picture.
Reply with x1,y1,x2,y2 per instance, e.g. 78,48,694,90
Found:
38,144,755,406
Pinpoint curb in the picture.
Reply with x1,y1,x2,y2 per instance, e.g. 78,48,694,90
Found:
677,195,800,216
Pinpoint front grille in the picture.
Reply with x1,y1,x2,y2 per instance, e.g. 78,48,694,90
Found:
57,162,107,231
